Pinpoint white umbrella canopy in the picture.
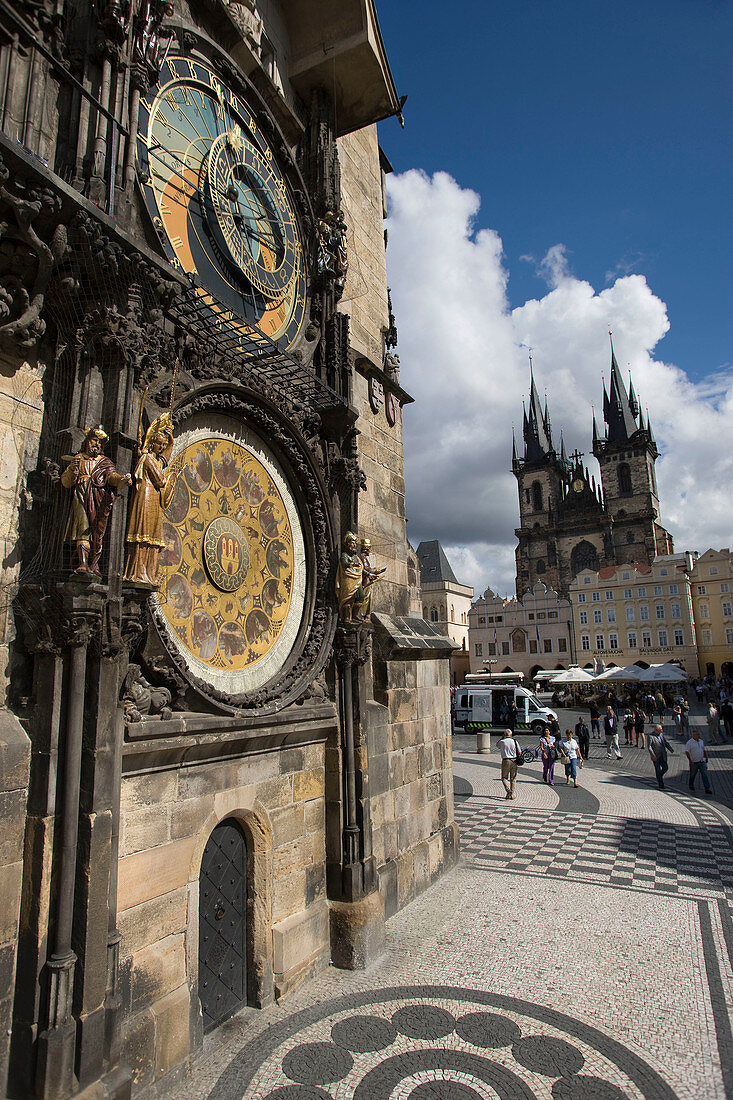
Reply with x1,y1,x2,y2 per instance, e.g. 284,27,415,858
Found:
549,667,596,684
595,663,645,681
637,663,687,683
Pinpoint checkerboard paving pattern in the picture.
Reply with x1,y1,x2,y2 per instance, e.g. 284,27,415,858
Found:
456,800,733,900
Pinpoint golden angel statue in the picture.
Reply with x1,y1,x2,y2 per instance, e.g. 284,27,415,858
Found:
123,412,175,587
335,531,364,621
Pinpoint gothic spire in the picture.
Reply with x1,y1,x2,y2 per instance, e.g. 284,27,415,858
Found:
512,425,518,463
603,334,639,442
522,364,552,460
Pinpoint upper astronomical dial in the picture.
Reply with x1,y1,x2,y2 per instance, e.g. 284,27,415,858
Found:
137,56,305,348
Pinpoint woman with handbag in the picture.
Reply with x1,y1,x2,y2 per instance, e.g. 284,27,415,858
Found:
538,726,557,785
559,728,583,788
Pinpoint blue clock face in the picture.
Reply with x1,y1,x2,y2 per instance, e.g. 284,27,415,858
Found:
137,56,306,349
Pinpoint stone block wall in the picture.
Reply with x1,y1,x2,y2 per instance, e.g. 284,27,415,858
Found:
367,629,458,918
116,729,330,1092
0,709,30,1096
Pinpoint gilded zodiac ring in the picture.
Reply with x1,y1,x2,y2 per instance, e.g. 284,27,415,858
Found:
203,516,249,592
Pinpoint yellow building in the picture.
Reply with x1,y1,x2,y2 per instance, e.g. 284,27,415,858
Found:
690,549,733,678
568,553,698,675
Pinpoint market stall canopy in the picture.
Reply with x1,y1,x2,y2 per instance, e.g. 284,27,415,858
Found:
595,664,646,681
637,663,687,683
549,667,596,684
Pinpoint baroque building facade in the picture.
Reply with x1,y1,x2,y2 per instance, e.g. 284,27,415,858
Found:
468,582,572,681
512,345,674,598
690,549,733,678
416,540,473,685
0,3,458,1098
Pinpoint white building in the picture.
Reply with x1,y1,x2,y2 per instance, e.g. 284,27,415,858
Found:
417,540,473,684
468,582,573,680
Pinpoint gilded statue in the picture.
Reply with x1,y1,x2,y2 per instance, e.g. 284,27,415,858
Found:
335,531,363,621
61,426,131,576
123,412,175,587
358,537,385,618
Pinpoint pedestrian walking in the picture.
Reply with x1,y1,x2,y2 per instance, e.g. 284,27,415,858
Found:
655,690,666,725
539,727,556,785
707,703,721,744
604,705,622,759
645,692,656,723
649,724,675,790
721,700,733,741
575,716,590,762
497,729,520,800
685,730,712,795
507,699,517,732
589,700,601,740
623,710,634,745
559,728,583,788
634,706,646,750
548,714,561,741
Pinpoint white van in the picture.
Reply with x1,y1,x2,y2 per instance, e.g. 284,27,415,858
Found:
453,683,557,735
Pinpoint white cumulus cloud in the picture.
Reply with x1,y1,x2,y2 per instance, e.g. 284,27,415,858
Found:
386,169,733,596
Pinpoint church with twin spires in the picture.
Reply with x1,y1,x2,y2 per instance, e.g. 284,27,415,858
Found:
512,343,674,598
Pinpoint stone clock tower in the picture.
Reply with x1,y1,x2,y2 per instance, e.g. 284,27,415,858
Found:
0,3,457,1097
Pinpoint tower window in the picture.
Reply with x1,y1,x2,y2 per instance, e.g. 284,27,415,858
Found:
618,463,632,494
627,531,635,544
532,481,543,511
536,559,546,574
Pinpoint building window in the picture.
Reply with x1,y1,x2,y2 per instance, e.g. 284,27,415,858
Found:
543,639,552,653
625,606,635,622
496,616,503,624
726,628,733,645
710,566,719,575
660,568,668,576
639,605,650,621
698,584,707,595
669,583,679,595
474,643,483,657
579,610,588,625
699,602,710,619
702,630,713,645
723,602,733,618
622,572,630,581
623,588,633,599
605,590,615,601
423,606,428,619
655,604,665,619
502,641,510,655
607,607,616,623
548,610,558,619
609,633,619,650
627,632,637,648
591,591,601,602
637,586,647,597
558,638,567,652
670,602,681,619
537,612,546,620
430,607,438,622
536,559,546,574
488,643,496,655
593,608,602,624
577,593,587,603
653,585,663,596
529,640,538,653
658,630,668,646
584,575,591,584
581,635,590,651
478,616,486,625
532,481,543,511
618,463,632,494
674,628,684,646
721,583,730,593
528,613,535,621
641,631,652,648
595,633,605,650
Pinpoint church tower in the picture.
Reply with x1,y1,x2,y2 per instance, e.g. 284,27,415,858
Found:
512,367,571,595
592,339,674,564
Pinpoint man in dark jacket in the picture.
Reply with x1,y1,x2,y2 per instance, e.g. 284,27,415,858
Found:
589,700,601,739
649,724,675,789
575,716,590,762
604,705,622,760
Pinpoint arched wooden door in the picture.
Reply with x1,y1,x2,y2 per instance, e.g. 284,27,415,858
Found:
198,819,247,1031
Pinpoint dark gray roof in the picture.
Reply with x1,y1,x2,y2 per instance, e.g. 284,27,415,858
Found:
416,540,458,584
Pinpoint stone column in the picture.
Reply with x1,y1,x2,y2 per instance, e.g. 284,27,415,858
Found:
329,622,385,969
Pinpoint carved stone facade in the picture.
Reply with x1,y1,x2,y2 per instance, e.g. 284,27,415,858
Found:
513,350,674,598
0,2,457,1098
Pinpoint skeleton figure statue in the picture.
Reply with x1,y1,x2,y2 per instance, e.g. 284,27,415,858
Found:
123,412,175,587
61,426,131,576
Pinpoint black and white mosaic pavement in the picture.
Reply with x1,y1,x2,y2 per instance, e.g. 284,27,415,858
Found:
207,986,678,1099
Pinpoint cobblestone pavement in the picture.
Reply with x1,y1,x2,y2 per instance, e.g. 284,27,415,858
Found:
157,718,733,1100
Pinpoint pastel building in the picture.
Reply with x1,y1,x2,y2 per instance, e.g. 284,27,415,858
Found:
690,549,733,678
468,582,573,680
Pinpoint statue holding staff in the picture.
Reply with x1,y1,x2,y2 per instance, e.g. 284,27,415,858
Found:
123,411,175,587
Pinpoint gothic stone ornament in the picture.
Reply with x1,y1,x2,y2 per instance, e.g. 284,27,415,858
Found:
385,390,400,427
136,56,306,347
61,426,131,576
368,376,384,415
124,411,175,587
156,424,305,695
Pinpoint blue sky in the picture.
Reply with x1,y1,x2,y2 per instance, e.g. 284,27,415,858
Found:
378,0,732,380
365,0,733,594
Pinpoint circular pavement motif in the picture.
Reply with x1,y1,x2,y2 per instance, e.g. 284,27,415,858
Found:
208,986,679,1100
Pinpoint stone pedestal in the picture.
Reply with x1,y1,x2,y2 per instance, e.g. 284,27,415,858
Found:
476,731,491,754
329,890,385,971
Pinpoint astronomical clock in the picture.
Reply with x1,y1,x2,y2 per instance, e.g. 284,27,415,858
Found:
137,55,306,348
